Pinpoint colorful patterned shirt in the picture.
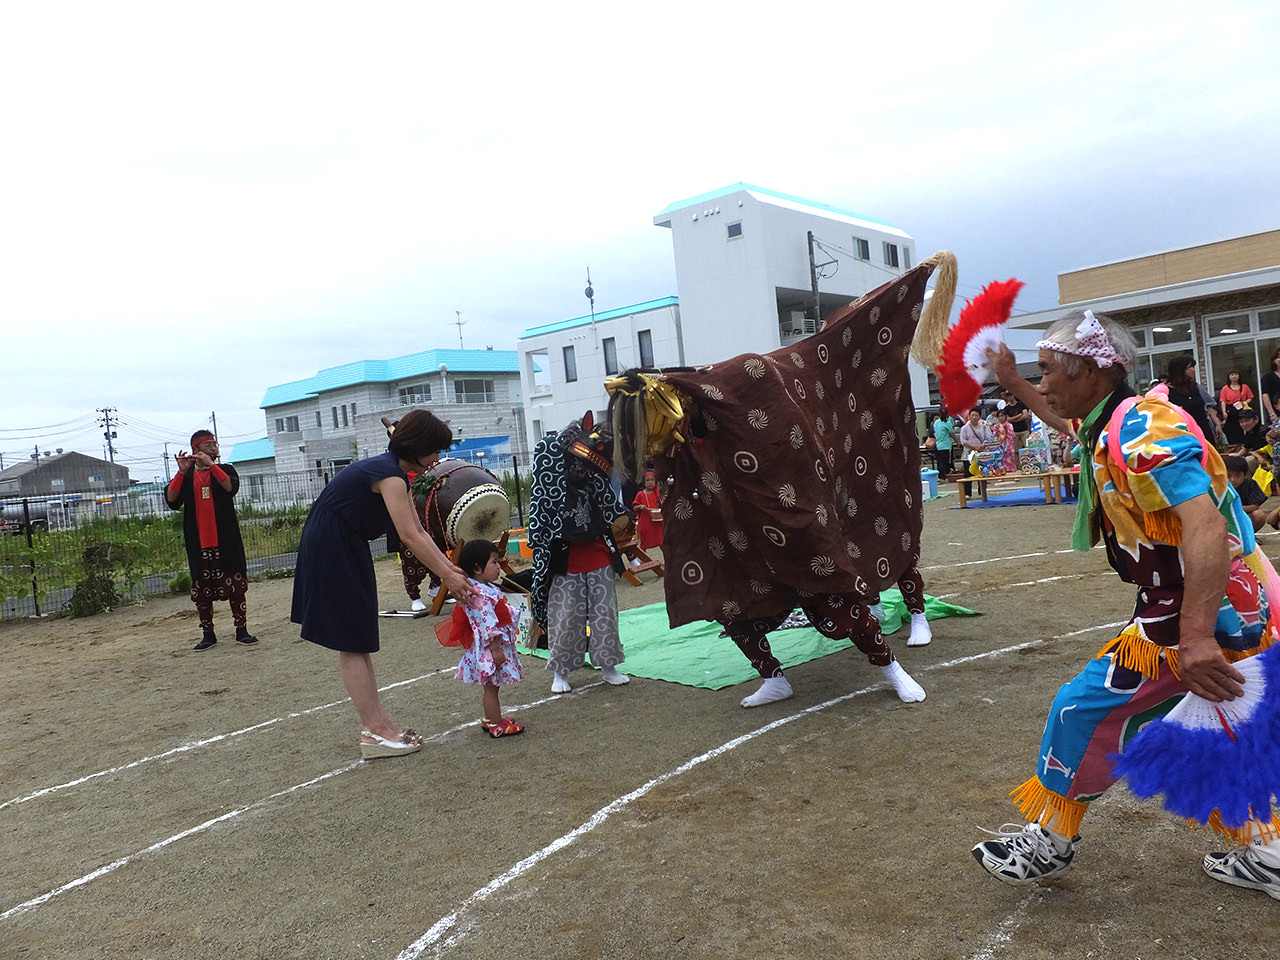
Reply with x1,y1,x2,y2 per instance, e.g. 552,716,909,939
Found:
1092,394,1267,667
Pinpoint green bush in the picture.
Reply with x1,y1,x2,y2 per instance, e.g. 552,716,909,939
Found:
170,571,192,594
68,540,124,617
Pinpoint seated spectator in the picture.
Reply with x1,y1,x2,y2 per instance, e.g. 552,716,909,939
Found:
1235,409,1268,452
1223,455,1268,532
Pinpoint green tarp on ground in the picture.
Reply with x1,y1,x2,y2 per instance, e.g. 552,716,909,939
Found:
524,590,976,690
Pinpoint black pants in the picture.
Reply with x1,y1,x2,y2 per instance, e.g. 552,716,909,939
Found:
934,447,954,477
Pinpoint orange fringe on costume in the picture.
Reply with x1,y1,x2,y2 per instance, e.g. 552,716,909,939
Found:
1096,619,1278,681
1205,810,1280,845
1010,777,1089,837
1015,774,1280,844
1141,507,1182,547
1016,612,1280,844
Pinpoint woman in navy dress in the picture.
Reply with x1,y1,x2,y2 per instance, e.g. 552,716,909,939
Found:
292,409,477,758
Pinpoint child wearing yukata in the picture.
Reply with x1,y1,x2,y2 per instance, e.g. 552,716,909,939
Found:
993,409,1018,473
441,540,525,737
631,470,664,550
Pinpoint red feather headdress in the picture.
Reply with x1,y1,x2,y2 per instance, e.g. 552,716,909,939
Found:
934,279,1024,413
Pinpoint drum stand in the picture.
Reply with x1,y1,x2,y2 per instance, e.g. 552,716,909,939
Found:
616,536,665,585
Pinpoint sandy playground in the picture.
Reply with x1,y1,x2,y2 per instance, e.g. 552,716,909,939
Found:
3,490,1279,959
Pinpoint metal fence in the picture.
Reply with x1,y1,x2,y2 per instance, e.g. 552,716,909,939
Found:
1,463,532,621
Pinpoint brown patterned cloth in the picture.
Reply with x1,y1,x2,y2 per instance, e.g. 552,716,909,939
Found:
653,262,935,629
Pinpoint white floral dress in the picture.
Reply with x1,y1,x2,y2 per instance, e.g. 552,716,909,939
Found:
454,580,524,686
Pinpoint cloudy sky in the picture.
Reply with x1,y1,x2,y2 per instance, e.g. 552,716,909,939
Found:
2,1,1277,481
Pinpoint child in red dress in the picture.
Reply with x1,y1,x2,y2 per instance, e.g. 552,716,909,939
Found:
439,540,525,737
630,470,664,549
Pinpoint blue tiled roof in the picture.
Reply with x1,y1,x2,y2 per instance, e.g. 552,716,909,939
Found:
229,438,275,462
653,182,899,230
518,296,679,339
261,349,519,408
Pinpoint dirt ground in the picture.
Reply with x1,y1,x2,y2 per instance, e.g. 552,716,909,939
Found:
3,489,1279,960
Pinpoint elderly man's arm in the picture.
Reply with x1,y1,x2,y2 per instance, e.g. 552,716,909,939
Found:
986,345,1076,437
1170,493,1245,702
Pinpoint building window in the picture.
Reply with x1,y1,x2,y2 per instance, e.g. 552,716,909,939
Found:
903,247,911,269
455,378,496,403
883,242,899,268
727,222,743,239
341,405,349,427
285,415,299,432
854,237,870,260
332,407,339,428
275,418,284,432
350,402,356,417
602,337,619,375
638,329,654,368
316,411,322,428
1206,312,1249,339
563,345,578,383
398,383,431,404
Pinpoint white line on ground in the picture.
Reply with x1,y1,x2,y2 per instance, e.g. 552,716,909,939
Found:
920,548,1083,572
1,553,1095,815
0,668,457,812
965,889,1048,960
0,762,360,923
1,620,1124,927
394,619,1126,960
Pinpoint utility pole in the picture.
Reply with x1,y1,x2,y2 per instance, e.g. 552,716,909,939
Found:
585,268,598,344
210,411,218,443
163,442,172,482
97,407,118,463
807,231,820,329
454,311,466,349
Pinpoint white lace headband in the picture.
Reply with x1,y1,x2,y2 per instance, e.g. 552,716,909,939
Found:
1035,310,1123,368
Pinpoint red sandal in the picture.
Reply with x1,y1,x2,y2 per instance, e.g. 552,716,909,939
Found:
481,717,525,738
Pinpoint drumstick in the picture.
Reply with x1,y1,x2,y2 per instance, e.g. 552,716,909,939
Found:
500,575,530,594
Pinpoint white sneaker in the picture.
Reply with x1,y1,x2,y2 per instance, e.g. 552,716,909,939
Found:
972,822,1077,886
1203,838,1280,900
906,612,932,647
601,665,631,685
410,598,427,612
740,676,794,708
427,585,439,599
551,673,571,694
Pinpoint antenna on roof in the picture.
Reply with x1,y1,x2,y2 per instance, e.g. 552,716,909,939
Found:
585,268,598,342
454,310,466,349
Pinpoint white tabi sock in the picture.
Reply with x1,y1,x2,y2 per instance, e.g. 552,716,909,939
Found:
551,672,571,694
906,612,932,647
740,676,794,708
881,660,926,702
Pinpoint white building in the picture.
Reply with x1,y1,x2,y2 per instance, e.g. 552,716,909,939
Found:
655,182,916,363
518,182,925,443
234,348,527,480
518,297,681,441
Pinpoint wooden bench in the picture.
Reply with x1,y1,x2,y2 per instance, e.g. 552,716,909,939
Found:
952,468,1080,508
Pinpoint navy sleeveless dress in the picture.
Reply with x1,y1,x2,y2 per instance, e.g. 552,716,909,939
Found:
291,452,408,653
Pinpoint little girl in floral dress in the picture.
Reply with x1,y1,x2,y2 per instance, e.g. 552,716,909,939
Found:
440,540,525,737
993,409,1018,473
